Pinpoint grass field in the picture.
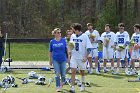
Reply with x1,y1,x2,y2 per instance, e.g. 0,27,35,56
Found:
6,43,49,61
5,43,102,61
0,69,140,93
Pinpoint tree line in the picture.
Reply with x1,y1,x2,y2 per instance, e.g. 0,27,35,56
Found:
0,0,139,38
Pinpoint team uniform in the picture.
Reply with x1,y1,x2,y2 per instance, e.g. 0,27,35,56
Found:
70,33,93,70
85,30,100,58
115,31,130,59
100,32,116,59
131,33,140,59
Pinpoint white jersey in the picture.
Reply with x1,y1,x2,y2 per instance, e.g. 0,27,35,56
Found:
100,31,116,59
85,30,100,48
70,33,93,59
131,33,140,46
116,31,130,49
131,33,140,59
101,31,116,48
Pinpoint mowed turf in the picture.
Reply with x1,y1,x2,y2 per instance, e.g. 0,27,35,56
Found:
7,43,49,61
0,69,140,93
6,43,102,61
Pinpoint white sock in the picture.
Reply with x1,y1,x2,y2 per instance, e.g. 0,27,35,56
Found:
81,76,85,83
96,67,98,72
104,67,106,70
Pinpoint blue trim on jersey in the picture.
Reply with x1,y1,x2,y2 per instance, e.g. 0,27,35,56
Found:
76,33,83,37
106,32,110,34
98,40,103,43
124,41,130,46
87,48,92,53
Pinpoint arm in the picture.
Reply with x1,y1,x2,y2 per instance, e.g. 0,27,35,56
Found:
82,35,93,62
124,33,130,46
92,31,100,43
49,52,52,66
49,40,53,66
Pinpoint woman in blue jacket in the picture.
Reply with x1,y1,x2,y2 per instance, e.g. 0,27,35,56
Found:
49,28,68,92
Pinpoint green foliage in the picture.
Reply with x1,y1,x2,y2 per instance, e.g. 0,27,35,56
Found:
95,0,119,33
0,0,139,38
95,0,136,34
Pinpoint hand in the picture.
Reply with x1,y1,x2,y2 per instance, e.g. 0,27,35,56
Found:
134,44,139,50
82,57,87,63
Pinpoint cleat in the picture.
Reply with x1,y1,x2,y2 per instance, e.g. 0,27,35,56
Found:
56,86,61,92
103,69,110,73
69,86,75,93
80,84,85,92
96,71,101,75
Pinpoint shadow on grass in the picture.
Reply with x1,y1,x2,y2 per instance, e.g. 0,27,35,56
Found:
90,82,102,87
87,72,137,79
62,89,93,93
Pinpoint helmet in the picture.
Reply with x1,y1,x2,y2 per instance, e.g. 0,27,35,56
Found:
28,71,38,79
38,76,45,82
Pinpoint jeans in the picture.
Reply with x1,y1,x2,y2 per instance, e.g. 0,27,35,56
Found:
52,60,66,87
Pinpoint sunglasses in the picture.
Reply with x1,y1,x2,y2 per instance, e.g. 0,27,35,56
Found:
119,28,123,29
54,32,61,34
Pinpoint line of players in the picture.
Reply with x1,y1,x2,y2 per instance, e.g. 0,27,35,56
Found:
66,23,140,75
66,23,140,92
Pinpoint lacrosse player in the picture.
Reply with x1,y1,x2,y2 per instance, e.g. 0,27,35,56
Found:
100,24,116,73
115,23,130,74
85,23,100,74
69,23,93,92
130,24,140,74
49,28,68,92
65,28,74,73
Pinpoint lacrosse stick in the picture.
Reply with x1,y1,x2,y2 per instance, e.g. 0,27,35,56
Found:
128,80,140,82
48,71,55,87
16,77,35,84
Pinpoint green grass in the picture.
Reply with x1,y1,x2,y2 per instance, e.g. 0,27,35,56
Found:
5,42,102,61
5,43,49,61
0,69,140,93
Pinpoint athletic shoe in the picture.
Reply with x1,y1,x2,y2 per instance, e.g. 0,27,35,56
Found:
131,71,136,75
125,69,131,75
111,69,115,74
112,69,119,74
116,68,119,74
69,86,75,93
96,71,101,75
103,69,110,73
56,86,61,92
80,84,85,92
